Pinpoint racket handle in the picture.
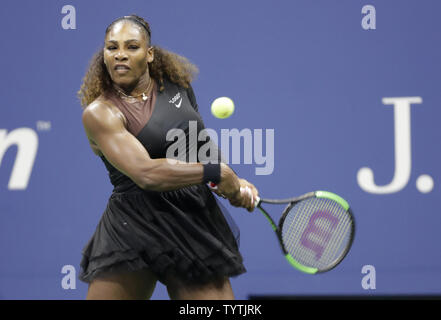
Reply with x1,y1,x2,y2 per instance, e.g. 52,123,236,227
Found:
210,183,261,206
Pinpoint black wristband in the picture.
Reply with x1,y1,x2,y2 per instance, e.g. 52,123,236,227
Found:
203,163,221,185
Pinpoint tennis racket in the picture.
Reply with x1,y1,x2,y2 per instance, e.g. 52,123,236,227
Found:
250,189,355,274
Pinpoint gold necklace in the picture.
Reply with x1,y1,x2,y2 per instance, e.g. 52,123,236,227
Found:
115,78,153,101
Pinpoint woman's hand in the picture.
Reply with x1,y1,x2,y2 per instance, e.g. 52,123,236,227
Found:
213,164,258,212
238,178,259,210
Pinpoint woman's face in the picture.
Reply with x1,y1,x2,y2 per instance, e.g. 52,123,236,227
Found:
103,21,154,88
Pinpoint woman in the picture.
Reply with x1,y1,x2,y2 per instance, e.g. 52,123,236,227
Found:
77,14,258,300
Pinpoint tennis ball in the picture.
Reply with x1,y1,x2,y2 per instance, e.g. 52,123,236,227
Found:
211,97,235,119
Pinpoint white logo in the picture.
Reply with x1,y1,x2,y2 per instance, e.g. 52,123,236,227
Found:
0,128,38,190
169,92,182,108
357,97,433,194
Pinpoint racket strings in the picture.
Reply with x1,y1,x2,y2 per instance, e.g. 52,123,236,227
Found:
283,198,335,263
281,197,353,271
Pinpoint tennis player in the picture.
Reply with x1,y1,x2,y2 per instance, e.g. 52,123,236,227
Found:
76,14,258,300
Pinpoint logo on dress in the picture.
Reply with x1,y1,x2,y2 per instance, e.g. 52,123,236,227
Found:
169,92,182,108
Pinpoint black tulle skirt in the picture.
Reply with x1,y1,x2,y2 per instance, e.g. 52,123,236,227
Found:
79,184,246,285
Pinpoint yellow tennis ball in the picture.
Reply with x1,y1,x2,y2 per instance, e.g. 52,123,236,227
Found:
211,97,235,119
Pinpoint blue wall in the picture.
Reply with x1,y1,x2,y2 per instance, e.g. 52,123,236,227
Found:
1,0,440,299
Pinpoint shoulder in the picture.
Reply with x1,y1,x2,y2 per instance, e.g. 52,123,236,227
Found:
82,95,113,124
186,82,196,98
162,76,195,95
184,82,198,110
82,94,126,134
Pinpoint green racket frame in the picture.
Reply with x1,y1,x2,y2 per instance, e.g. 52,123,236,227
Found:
255,191,355,274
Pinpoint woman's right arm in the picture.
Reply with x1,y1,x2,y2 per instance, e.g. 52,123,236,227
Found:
82,101,253,208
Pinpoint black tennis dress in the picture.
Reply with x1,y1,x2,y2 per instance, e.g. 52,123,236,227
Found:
79,78,246,285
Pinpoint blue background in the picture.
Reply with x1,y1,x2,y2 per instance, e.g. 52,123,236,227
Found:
1,0,440,299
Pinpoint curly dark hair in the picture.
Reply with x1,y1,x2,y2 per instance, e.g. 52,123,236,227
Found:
77,14,199,108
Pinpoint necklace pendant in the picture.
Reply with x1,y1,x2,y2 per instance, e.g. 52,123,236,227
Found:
142,93,148,101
